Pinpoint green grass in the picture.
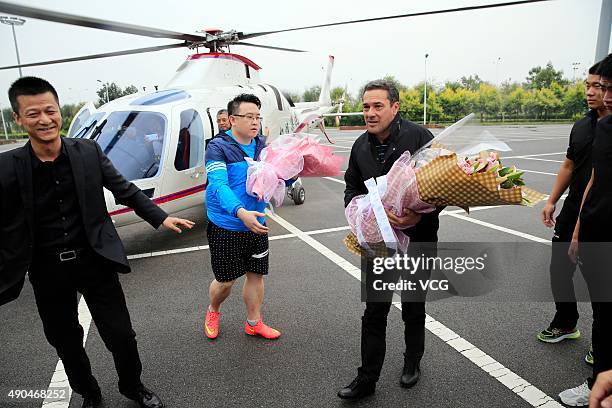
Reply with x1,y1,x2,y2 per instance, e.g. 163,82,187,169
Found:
1,133,28,140
432,119,574,126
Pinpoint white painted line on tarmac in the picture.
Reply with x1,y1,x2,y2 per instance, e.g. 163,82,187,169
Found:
505,137,567,142
446,213,550,244
307,226,351,235
323,176,346,185
128,197,553,263
520,169,557,176
324,169,555,183
515,157,563,163
503,152,565,159
124,228,352,261
264,211,562,408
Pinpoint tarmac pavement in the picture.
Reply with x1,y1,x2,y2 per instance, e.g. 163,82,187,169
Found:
0,125,596,408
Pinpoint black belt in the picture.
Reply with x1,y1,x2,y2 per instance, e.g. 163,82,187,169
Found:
35,247,91,263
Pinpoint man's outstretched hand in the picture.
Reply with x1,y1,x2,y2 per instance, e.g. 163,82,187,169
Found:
162,217,195,233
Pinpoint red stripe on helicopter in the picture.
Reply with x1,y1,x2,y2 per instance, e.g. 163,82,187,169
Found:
188,53,261,70
109,184,207,216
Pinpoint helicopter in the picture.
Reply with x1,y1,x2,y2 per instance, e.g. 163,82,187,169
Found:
62,52,336,226
0,0,554,227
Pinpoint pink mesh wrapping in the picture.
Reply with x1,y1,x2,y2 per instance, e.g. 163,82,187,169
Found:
345,151,435,252
245,134,345,206
259,136,305,180
245,161,287,207
296,137,344,177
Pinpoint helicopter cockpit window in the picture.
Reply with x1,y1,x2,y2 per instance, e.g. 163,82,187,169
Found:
93,111,167,181
130,90,191,106
68,108,92,137
175,109,205,171
73,112,106,139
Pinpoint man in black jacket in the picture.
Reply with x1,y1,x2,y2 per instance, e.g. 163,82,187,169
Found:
338,79,441,400
0,77,194,408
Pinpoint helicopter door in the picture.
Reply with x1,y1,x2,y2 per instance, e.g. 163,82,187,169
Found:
160,107,208,215
67,102,96,137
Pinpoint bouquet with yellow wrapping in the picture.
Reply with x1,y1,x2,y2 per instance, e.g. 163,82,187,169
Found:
344,114,546,255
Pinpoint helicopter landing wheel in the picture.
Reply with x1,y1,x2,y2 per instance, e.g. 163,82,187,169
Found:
291,186,305,205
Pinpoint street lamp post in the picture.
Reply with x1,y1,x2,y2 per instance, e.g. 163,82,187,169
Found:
97,79,109,103
494,57,501,85
0,104,8,140
424,53,429,126
572,62,581,81
0,16,26,78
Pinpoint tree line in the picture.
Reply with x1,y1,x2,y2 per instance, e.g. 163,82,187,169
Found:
289,62,590,126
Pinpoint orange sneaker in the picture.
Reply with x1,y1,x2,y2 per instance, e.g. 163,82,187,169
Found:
244,319,281,339
204,308,220,339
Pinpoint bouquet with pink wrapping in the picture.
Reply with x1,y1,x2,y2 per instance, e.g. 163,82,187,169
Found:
258,135,305,179
245,158,287,207
345,151,435,253
246,134,345,206
245,135,304,206
296,137,344,177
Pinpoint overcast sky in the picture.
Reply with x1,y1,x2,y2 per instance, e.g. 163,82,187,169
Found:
0,0,610,108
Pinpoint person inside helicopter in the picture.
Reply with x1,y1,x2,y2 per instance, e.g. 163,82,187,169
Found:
94,111,167,181
216,109,230,133
143,119,165,162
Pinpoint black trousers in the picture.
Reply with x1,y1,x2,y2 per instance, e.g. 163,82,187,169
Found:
548,225,580,329
579,242,612,385
358,245,431,383
358,300,427,382
28,250,143,397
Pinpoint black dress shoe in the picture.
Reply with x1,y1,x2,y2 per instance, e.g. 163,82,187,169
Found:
400,357,421,388
123,385,164,408
81,392,102,408
337,377,376,400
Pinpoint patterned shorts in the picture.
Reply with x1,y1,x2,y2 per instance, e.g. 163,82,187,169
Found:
206,222,269,282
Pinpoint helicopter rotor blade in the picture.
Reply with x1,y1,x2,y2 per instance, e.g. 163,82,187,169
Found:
0,1,206,42
0,43,188,71
240,0,552,39
233,42,307,53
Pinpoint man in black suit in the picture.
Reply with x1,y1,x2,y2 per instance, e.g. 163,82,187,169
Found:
0,77,194,408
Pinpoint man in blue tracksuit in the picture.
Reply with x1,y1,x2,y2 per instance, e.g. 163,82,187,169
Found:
202,94,281,340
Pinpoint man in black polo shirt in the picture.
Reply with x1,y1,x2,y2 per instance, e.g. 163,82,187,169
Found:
561,53,612,407
0,77,194,408
337,79,441,400
539,62,610,357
